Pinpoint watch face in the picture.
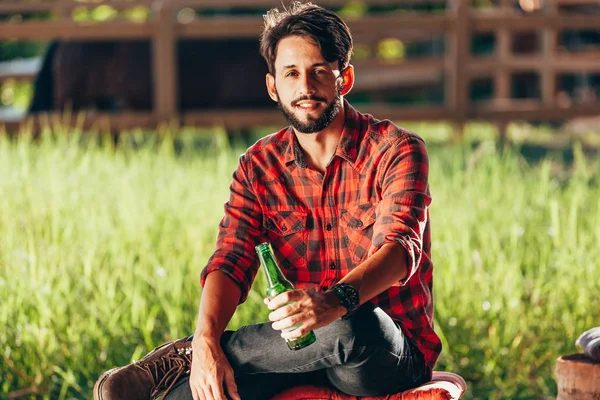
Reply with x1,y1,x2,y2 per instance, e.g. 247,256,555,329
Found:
346,287,359,307
338,284,359,308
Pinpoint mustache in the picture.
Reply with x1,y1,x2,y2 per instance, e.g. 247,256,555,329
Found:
291,95,326,107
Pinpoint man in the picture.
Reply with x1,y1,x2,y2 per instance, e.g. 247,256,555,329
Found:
93,2,441,399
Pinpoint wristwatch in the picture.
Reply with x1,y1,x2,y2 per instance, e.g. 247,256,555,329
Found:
330,283,360,320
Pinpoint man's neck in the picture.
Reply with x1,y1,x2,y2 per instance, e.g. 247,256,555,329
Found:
293,107,346,174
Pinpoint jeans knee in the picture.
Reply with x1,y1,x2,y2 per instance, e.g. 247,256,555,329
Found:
324,349,402,397
324,345,425,397
315,303,402,365
343,303,401,348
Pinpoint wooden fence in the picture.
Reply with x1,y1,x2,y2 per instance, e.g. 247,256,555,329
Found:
0,0,599,138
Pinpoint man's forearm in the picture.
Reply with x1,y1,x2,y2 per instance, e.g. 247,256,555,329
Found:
193,270,241,342
337,242,408,305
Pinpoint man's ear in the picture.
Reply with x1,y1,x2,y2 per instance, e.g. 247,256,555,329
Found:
266,73,278,102
340,65,355,96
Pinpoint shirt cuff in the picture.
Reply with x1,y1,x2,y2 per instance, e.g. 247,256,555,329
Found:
200,264,252,304
376,235,421,286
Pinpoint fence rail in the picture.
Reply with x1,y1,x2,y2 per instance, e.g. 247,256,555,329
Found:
0,0,599,138
0,0,448,13
0,58,40,83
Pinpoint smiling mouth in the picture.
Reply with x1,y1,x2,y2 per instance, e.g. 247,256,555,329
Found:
294,101,322,111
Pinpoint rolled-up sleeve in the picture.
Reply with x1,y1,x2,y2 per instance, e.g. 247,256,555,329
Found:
372,135,431,285
200,153,263,303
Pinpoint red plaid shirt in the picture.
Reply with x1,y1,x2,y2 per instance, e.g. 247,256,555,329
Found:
201,100,441,368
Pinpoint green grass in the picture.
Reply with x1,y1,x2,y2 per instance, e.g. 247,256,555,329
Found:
1,128,599,399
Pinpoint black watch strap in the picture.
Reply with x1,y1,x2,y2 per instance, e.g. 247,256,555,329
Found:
330,283,360,320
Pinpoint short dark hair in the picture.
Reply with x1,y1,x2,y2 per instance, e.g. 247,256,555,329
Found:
259,2,354,75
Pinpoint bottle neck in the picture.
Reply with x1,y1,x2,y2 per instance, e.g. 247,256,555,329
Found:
257,246,289,288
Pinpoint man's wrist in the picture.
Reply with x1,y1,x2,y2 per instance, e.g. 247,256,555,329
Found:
193,326,222,347
324,290,347,319
329,283,360,320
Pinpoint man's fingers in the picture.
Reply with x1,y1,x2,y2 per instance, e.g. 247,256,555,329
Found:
268,290,302,310
190,382,200,400
189,378,203,400
266,293,289,310
268,301,300,322
282,321,311,340
200,385,212,400
272,313,303,332
208,378,227,400
224,369,241,400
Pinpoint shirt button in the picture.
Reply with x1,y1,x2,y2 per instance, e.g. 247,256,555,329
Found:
356,221,363,227
281,225,287,231
329,262,336,270
326,223,332,231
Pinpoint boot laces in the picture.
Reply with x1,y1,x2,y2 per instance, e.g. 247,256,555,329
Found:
136,344,193,399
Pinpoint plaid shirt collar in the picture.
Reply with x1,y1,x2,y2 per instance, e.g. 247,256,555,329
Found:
282,99,362,170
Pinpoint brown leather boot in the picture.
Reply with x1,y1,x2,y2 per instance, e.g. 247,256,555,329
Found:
93,337,193,400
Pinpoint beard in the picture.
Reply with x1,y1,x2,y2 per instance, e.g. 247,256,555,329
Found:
276,87,343,134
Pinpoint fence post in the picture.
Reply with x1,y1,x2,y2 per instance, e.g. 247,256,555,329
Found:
541,0,557,107
495,0,511,101
151,0,178,123
446,0,470,141
495,0,512,143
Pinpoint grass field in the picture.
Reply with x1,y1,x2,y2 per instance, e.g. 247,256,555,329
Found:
1,125,599,399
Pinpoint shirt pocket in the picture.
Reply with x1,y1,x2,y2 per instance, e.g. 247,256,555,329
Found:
339,203,376,265
263,210,308,270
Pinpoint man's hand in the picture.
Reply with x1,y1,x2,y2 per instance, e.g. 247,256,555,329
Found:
264,288,346,340
189,334,241,400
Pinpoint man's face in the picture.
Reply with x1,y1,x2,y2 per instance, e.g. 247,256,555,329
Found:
267,35,344,134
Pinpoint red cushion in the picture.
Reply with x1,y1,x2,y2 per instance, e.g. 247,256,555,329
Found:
270,372,466,400
270,386,450,400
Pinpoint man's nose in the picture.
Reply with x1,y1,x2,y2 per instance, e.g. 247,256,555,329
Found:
298,74,317,96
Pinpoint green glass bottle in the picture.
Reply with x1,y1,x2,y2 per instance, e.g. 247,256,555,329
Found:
255,242,316,350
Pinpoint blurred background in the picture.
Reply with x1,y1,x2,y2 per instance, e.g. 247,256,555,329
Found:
0,0,599,399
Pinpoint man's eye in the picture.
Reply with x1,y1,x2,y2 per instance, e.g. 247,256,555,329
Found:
286,71,298,77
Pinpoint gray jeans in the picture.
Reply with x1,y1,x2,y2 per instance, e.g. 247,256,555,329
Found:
165,303,430,400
